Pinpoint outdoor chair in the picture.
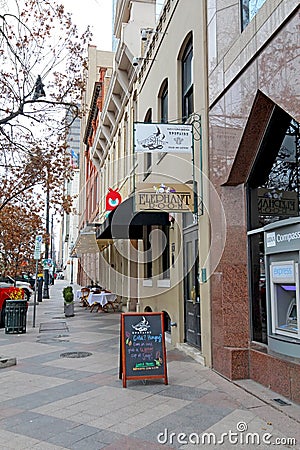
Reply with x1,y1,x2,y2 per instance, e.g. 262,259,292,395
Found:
80,287,90,308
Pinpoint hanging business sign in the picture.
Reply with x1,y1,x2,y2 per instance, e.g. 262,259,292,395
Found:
134,122,193,153
135,183,194,212
105,188,122,211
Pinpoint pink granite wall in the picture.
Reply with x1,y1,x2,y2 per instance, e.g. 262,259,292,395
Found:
250,350,300,403
209,12,300,397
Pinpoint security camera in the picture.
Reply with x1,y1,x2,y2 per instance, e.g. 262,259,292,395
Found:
141,29,148,41
132,57,139,67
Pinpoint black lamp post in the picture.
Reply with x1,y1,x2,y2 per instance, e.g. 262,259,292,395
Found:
32,75,49,297
69,241,75,285
43,183,50,299
33,75,46,100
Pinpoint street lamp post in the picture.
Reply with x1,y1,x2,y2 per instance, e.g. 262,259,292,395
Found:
32,75,49,297
43,183,50,298
70,241,74,284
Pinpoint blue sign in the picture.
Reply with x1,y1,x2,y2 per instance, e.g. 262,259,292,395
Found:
271,263,294,282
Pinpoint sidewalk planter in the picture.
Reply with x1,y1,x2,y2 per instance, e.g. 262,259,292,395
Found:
5,300,28,334
63,286,74,317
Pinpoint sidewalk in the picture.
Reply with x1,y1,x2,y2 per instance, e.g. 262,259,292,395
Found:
0,279,299,449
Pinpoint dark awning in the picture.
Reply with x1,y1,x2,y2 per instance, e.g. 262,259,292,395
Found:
96,196,170,240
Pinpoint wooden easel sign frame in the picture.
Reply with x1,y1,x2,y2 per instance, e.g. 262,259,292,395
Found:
119,312,168,388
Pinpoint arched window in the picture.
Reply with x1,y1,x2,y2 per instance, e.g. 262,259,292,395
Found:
158,79,168,123
181,37,193,122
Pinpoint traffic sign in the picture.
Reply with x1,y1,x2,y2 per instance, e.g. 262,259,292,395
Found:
42,258,53,269
34,235,43,260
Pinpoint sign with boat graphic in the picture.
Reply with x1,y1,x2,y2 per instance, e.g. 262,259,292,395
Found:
119,312,168,388
134,122,193,153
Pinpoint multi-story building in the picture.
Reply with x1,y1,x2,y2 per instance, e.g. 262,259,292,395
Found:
72,0,300,403
59,110,81,282
73,46,114,287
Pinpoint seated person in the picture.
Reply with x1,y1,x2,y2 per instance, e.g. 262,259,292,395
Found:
91,286,103,294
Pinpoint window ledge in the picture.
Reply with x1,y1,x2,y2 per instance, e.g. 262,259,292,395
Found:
157,279,171,288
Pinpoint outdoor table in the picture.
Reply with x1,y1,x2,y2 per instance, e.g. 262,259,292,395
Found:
87,292,117,312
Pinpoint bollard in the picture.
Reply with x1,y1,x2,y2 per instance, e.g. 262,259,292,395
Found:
37,277,43,302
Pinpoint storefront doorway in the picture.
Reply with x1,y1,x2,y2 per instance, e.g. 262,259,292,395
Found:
183,224,201,349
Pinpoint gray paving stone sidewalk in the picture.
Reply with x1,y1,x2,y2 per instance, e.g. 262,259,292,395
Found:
0,280,299,449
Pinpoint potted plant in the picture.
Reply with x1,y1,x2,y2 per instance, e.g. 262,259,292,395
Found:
63,286,74,317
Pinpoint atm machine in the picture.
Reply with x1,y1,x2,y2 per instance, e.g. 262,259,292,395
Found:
264,218,300,358
270,261,298,336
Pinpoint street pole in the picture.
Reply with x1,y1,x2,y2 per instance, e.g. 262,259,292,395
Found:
33,259,38,327
70,258,73,284
43,184,50,298
32,234,42,328
70,241,74,284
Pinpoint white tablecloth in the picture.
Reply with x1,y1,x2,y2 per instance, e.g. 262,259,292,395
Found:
76,289,83,300
87,292,117,307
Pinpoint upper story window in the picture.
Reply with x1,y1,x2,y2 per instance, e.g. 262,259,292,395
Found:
181,38,194,122
159,80,168,124
241,0,267,30
157,80,169,162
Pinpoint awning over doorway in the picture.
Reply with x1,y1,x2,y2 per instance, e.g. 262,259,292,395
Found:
96,196,170,240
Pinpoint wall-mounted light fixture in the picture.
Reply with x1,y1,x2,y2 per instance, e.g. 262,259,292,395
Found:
132,57,142,67
132,56,155,67
140,27,155,41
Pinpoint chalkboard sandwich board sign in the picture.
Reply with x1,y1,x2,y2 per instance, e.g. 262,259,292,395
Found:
120,312,168,388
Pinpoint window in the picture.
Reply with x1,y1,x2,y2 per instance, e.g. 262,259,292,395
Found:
144,225,152,279
158,80,168,161
182,39,194,122
161,225,170,279
241,0,267,30
159,80,168,124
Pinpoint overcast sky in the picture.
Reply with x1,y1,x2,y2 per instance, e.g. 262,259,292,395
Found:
61,0,113,51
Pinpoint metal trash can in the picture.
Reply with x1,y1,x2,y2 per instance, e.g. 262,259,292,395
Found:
5,300,27,334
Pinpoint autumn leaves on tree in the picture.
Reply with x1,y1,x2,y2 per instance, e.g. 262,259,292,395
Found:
0,0,90,275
